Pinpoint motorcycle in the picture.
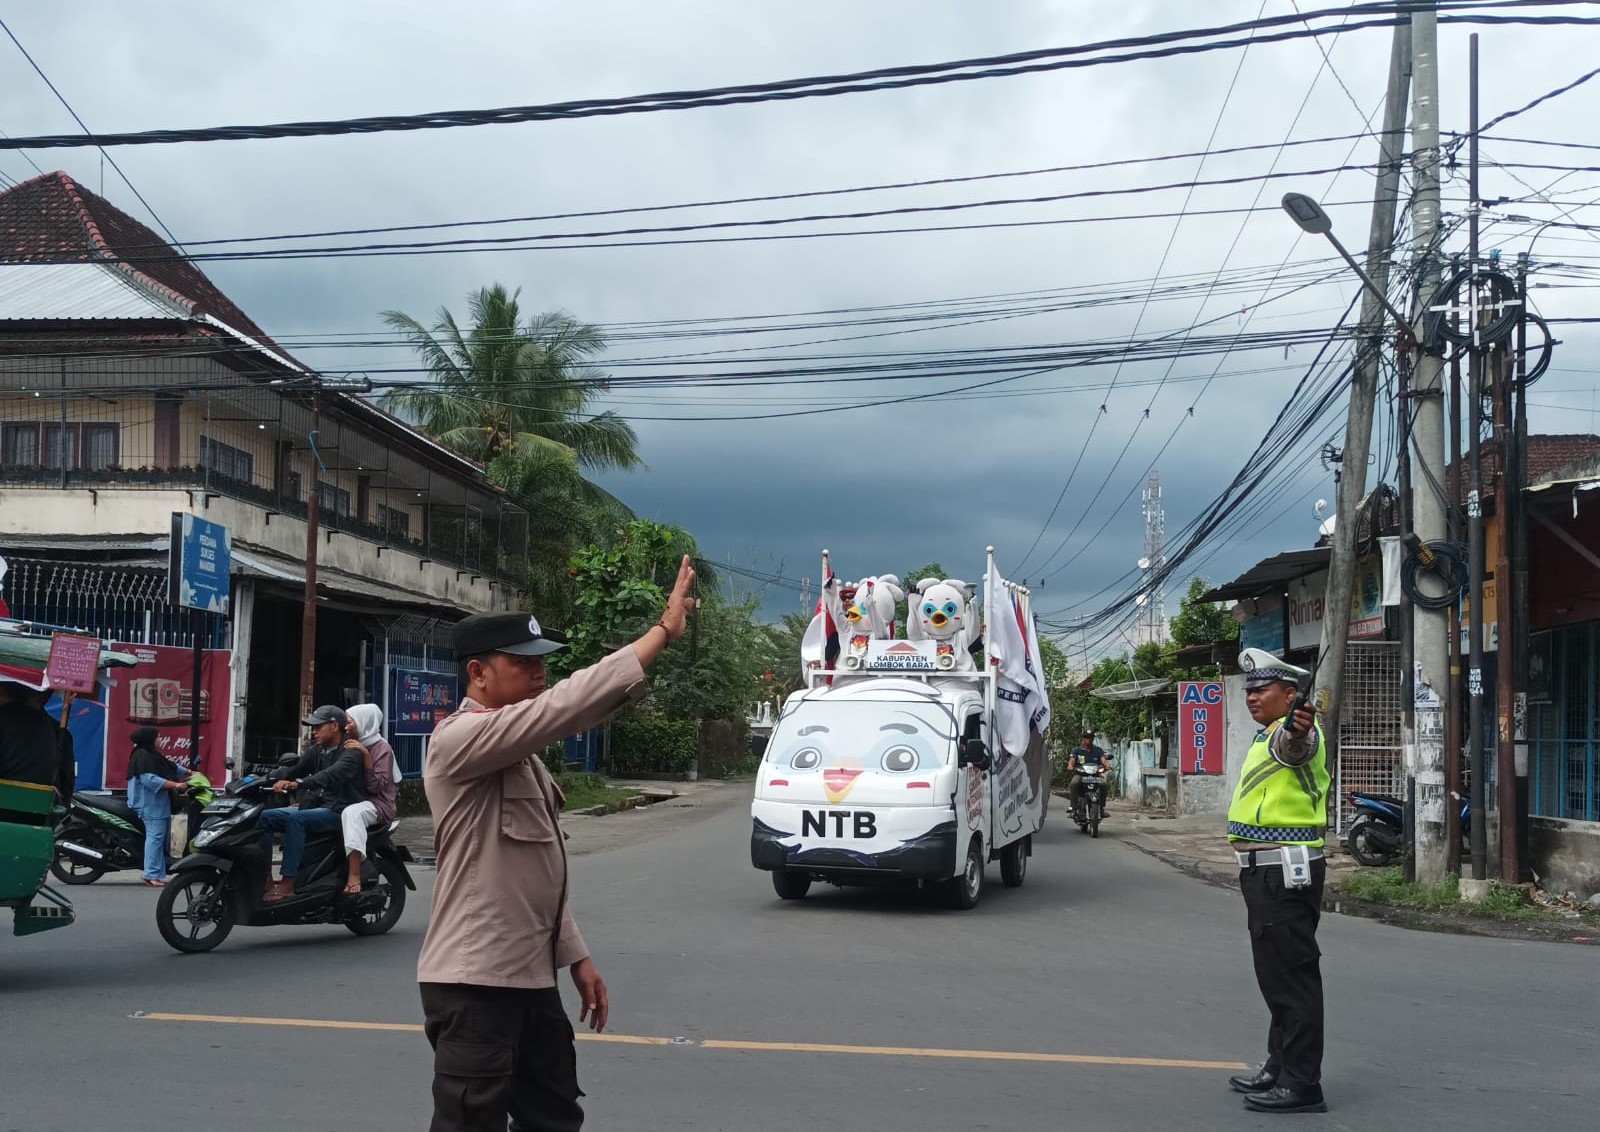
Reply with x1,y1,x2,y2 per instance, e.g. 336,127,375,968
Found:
154,769,415,953
1344,791,1471,867
1072,762,1109,838
50,773,214,885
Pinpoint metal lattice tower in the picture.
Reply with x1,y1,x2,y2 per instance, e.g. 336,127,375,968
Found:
1139,471,1166,645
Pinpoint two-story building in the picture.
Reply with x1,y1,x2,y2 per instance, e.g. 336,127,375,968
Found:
0,171,525,783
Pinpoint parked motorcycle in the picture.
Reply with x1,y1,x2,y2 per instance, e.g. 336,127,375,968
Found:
1072,762,1109,838
154,771,414,953
1344,791,1471,867
50,774,213,885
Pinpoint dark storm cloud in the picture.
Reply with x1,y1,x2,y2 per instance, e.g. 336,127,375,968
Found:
3,1,1594,650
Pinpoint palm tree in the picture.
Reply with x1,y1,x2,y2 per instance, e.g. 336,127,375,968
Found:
380,284,641,479
380,285,642,617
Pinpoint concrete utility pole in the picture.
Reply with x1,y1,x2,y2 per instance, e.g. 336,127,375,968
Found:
1409,3,1454,885
1310,17,1413,752
1464,34,1489,882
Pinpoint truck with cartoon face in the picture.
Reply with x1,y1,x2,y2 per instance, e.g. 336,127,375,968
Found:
757,549,1052,908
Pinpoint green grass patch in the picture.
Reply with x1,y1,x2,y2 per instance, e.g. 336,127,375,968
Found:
1336,867,1553,921
721,754,763,780
555,773,641,813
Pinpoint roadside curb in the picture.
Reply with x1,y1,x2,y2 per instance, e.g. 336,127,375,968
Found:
1118,827,1600,945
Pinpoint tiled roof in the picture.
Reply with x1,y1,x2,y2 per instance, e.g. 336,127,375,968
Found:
0,170,275,346
1452,434,1600,504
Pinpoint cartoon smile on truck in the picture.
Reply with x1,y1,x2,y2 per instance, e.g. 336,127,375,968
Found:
751,548,1051,909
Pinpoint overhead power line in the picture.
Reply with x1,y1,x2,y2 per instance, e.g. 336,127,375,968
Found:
0,16,184,250
0,2,1587,151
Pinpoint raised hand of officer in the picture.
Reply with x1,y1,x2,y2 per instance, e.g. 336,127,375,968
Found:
632,555,697,667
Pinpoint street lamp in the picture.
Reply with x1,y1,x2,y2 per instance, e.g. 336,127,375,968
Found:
1281,192,1414,334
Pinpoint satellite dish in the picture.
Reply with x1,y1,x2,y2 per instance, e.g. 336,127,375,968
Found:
1137,556,1151,570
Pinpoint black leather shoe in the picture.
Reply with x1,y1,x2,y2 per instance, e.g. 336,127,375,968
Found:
1243,1085,1327,1114
1228,1067,1277,1094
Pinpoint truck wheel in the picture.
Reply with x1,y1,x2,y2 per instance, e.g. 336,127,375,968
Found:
1000,837,1028,888
944,838,984,910
771,870,811,900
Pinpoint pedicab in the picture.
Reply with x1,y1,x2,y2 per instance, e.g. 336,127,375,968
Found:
1,619,137,937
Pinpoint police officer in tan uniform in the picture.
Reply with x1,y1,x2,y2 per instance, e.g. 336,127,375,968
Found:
417,556,695,1132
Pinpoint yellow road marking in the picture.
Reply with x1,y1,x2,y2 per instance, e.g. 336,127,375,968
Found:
138,1012,666,1045
700,1039,1246,1071
137,1012,1244,1069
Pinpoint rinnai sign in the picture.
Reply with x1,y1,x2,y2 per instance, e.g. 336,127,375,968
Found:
1178,681,1224,776
1287,561,1385,650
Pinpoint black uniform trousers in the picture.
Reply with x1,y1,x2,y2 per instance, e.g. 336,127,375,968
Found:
1239,855,1326,1091
421,982,585,1132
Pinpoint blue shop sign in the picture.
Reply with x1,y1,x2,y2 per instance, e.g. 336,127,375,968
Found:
170,513,232,615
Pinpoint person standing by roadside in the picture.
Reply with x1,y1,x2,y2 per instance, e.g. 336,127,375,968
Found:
417,555,696,1132
1224,650,1329,1115
125,726,190,887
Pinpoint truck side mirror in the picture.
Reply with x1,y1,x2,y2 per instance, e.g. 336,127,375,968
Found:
959,738,991,772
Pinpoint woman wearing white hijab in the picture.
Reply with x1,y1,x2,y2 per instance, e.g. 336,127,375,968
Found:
340,703,400,894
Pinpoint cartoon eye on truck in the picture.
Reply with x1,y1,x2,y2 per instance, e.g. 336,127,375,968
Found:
751,548,1051,909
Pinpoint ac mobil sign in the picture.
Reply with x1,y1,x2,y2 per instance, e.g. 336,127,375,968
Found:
1178,681,1224,776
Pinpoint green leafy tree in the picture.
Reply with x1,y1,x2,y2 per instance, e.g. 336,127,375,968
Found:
1169,576,1240,650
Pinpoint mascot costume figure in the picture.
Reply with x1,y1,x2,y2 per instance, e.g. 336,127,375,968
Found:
906,578,980,672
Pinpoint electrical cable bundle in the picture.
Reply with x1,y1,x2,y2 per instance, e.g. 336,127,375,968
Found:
1400,538,1469,609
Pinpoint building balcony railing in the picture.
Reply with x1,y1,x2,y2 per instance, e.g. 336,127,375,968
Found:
0,462,528,584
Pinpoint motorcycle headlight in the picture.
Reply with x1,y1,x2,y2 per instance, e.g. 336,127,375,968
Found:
193,804,260,848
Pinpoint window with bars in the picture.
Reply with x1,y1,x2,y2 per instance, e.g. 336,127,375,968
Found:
317,480,351,517
1,421,120,469
1529,621,1598,823
200,435,255,484
377,503,411,540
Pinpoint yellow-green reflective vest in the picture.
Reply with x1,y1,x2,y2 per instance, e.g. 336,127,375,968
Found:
1227,720,1330,847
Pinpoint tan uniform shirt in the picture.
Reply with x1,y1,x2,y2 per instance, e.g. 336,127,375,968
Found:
416,647,649,989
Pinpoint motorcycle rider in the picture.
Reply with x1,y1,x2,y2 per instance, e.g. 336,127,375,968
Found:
1067,729,1108,818
258,705,367,901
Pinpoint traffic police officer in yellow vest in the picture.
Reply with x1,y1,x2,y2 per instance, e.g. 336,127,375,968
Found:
1225,647,1330,1115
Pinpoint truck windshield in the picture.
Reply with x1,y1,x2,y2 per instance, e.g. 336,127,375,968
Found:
766,698,958,773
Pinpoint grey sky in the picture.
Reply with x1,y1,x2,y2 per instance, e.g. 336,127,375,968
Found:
3,2,1596,657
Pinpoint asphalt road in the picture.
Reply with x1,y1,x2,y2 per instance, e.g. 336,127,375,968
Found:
4,788,1597,1132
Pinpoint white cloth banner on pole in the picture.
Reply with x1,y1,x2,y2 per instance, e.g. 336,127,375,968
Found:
1378,536,1403,607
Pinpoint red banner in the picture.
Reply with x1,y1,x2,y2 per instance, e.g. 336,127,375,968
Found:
104,642,232,786
1178,681,1225,776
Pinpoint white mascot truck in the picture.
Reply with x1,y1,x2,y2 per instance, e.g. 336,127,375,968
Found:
751,548,1052,909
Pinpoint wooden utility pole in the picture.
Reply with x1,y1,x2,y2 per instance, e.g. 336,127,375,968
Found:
1465,34,1488,882
1312,16,1412,755
298,387,321,724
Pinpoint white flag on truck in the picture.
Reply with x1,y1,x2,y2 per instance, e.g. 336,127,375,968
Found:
985,561,1051,755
